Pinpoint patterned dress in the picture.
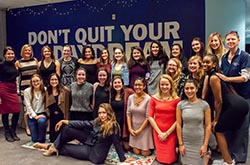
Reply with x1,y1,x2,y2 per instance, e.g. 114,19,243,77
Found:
60,57,78,87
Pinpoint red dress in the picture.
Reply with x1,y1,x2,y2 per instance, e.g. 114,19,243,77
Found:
148,96,180,164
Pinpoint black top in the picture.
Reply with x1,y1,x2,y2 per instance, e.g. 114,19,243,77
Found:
111,99,124,134
39,60,56,86
78,63,97,84
206,70,249,132
93,85,110,118
0,61,19,83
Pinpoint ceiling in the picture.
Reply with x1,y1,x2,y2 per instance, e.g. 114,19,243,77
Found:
0,0,71,9
0,0,249,38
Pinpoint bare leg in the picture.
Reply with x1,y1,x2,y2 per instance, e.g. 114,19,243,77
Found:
203,149,211,165
216,132,233,164
24,107,30,136
133,147,140,155
141,150,151,156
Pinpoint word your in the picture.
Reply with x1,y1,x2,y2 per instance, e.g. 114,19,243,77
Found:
28,21,181,45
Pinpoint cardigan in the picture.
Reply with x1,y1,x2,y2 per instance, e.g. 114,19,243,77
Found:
46,86,70,119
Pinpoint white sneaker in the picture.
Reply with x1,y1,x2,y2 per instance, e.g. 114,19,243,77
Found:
212,159,224,165
222,159,235,165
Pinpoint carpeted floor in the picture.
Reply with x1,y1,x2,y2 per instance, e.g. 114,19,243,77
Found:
1,127,250,165
21,141,156,165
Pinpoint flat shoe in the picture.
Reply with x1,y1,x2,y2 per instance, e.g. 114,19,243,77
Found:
26,129,31,136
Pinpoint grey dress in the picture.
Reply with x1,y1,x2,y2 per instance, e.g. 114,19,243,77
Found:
177,99,209,165
147,60,164,95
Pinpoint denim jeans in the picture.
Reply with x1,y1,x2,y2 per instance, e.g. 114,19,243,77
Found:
28,116,47,143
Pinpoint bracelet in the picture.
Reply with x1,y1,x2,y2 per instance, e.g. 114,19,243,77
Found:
179,143,184,146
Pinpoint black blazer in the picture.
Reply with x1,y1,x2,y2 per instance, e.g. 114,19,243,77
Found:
68,120,126,164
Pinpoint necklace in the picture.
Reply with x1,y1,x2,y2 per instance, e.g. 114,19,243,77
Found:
160,95,172,101
134,93,146,107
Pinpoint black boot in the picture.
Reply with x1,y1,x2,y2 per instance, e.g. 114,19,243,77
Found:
10,129,20,141
4,130,14,142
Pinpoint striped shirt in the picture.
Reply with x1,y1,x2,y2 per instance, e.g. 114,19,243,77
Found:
18,58,38,91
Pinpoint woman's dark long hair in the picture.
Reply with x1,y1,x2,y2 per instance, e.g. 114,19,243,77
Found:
111,76,125,100
203,53,221,73
47,73,63,95
147,40,168,66
41,45,55,61
82,45,95,60
127,46,148,69
2,46,15,61
190,37,205,57
97,67,110,92
182,78,199,100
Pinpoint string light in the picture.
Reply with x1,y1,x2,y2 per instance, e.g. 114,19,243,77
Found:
8,0,173,16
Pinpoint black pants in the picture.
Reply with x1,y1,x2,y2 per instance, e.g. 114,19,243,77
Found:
70,111,93,121
2,112,20,131
54,125,91,160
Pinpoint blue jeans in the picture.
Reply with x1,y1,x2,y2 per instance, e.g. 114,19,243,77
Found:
28,116,47,143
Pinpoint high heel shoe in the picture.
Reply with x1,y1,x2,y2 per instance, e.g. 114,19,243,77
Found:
42,144,59,157
33,143,50,150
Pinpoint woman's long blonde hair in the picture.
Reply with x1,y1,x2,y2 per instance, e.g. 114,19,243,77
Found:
206,32,225,60
165,58,182,90
188,56,205,88
95,103,120,137
155,74,178,100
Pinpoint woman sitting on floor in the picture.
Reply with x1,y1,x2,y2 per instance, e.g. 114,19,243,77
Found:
37,103,134,164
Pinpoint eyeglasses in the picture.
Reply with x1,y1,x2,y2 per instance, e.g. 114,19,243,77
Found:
32,80,40,83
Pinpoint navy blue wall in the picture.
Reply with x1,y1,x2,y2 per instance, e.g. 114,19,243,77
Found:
6,0,205,59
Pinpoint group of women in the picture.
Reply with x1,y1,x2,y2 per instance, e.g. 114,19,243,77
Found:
0,30,249,165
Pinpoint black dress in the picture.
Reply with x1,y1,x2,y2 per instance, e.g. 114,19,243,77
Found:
39,61,56,87
206,71,249,132
48,95,64,142
92,85,110,118
111,99,124,135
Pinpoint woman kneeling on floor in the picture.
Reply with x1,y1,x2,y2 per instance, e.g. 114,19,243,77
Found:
24,74,47,143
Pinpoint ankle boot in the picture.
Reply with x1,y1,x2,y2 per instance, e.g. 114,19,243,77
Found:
4,130,14,142
10,129,20,141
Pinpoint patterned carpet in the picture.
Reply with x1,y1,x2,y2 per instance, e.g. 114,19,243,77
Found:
22,142,156,165
105,145,155,165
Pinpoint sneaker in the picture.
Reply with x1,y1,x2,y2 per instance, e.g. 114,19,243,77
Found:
212,159,224,164
222,159,235,165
